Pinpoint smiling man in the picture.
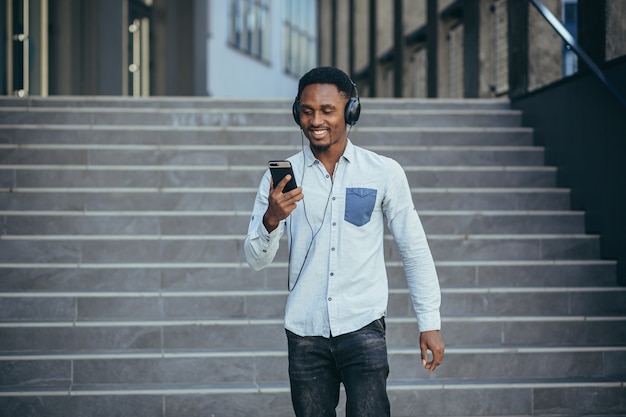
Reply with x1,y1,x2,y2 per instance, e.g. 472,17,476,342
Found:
244,66,444,417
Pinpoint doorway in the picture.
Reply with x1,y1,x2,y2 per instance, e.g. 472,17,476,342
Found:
3,0,48,96
127,0,151,96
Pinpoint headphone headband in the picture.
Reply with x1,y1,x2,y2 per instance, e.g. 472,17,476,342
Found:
292,80,361,127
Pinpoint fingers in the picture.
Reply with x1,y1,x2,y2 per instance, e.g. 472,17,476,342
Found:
420,330,445,373
426,346,444,373
264,175,303,232
271,176,303,208
420,344,428,368
272,174,294,195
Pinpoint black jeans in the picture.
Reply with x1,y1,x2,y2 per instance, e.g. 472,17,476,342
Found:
286,318,391,417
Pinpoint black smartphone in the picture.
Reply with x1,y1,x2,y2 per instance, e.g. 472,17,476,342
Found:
268,160,298,193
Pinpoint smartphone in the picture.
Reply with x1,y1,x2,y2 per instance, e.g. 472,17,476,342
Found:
268,160,298,193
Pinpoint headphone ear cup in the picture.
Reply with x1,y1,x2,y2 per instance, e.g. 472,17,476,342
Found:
292,98,301,127
344,97,361,126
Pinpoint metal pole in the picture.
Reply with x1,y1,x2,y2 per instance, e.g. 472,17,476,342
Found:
6,0,13,94
529,0,626,110
23,0,30,96
41,0,48,96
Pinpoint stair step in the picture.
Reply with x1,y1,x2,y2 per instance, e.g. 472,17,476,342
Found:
2,346,625,386
0,125,534,146
1,165,557,188
1,317,625,351
0,144,546,166
0,96,514,110
0,210,585,235
0,107,522,128
0,188,571,211
2,286,625,321
0,234,601,263
0,379,624,417
0,260,615,292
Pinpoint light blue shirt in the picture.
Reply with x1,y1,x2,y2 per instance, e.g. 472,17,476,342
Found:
244,140,441,337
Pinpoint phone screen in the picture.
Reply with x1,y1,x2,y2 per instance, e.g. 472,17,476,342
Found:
268,160,298,193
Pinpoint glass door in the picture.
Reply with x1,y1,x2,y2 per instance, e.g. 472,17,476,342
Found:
127,0,151,96
4,0,48,96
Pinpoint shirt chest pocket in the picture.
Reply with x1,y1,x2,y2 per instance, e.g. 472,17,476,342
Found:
344,187,377,227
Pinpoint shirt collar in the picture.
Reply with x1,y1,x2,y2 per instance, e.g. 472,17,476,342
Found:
303,138,354,167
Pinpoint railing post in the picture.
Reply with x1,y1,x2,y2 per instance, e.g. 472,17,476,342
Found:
528,0,626,110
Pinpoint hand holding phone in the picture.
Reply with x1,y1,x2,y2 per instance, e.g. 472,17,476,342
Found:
264,160,302,232
268,160,298,193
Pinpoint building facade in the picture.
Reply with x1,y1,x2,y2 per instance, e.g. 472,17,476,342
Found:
317,0,626,100
1,0,317,98
3,0,625,101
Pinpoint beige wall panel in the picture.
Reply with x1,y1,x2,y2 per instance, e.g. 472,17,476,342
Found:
336,0,350,71
403,0,426,34
437,17,457,97
319,0,333,66
479,0,493,97
408,46,428,97
439,0,456,12
354,0,370,72
528,0,562,91
376,0,393,55
479,0,507,97
606,0,626,60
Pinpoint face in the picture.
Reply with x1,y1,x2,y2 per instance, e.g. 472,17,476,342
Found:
298,83,349,155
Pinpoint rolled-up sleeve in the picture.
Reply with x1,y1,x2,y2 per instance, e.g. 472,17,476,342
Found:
244,171,284,270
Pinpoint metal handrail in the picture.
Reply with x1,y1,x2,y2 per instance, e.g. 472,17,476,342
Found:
528,0,626,109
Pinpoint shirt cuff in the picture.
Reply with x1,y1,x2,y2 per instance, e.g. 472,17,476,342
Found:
257,219,283,243
417,310,441,333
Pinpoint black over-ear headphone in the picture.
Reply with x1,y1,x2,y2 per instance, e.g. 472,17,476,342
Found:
292,80,361,127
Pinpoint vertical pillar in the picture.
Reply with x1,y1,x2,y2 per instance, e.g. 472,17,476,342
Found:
507,0,528,98
349,0,355,77
427,0,438,97
331,0,337,67
368,0,377,96
0,0,6,94
463,0,479,97
317,0,322,66
98,0,126,95
393,0,403,97
193,0,208,96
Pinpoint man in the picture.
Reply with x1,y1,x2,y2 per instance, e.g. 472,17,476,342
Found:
244,66,444,417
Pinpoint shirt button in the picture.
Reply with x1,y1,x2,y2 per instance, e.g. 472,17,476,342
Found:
330,272,334,277
326,174,330,178
332,197,336,201
332,222,336,226
328,297,332,301
331,247,335,251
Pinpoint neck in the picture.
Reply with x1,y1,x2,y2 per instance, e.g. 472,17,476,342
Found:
311,138,347,178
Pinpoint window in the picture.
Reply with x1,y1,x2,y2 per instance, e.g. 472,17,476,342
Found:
229,0,271,62
283,0,317,77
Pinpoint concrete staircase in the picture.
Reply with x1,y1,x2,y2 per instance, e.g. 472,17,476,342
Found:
0,96,625,417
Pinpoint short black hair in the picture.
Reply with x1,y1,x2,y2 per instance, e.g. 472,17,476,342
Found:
296,67,354,100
